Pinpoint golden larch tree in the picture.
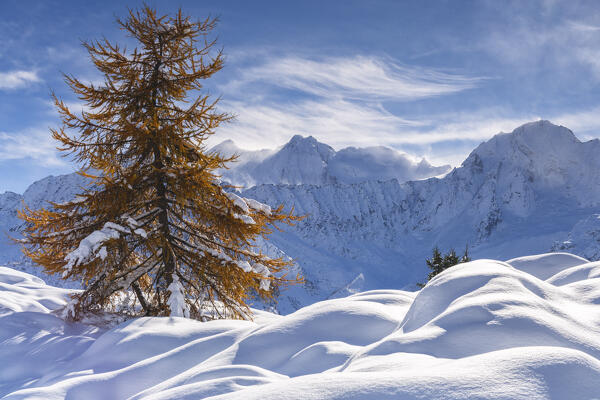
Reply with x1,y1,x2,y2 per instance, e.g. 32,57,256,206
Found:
18,6,301,320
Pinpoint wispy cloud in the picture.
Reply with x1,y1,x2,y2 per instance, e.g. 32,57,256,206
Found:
0,70,41,90
552,106,600,138
482,13,600,79
209,48,600,168
213,54,484,154
213,97,535,161
224,55,482,101
214,98,426,149
215,92,600,168
0,128,65,166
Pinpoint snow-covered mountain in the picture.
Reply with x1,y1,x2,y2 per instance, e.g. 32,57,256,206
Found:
552,214,600,261
0,173,91,287
240,120,600,309
2,253,600,399
2,120,600,312
210,135,450,187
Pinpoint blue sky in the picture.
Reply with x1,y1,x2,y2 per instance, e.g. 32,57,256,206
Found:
1,0,600,192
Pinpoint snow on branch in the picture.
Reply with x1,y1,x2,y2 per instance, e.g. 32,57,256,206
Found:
167,274,190,318
225,192,249,213
243,197,271,216
63,222,127,276
233,213,255,225
125,215,148,238
192,240,272,290
56,195,87,207
252,263,271,291
62,217,149,277
225,192,272,216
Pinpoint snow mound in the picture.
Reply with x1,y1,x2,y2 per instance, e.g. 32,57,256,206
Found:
547,261,600,286
1,253,600,399
506,252,589,280
0,266,71,314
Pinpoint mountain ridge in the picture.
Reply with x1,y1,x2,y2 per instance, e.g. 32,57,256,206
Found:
210,134,451,187
1,120,599,312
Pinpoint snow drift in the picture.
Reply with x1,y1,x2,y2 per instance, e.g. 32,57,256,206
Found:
1,252,600,399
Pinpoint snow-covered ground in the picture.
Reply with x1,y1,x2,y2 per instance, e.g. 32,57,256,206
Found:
2,252,600,399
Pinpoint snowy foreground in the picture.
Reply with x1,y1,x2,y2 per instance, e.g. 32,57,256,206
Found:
1,253,600,399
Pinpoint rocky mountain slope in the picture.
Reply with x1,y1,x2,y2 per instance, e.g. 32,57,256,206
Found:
242,121,600,309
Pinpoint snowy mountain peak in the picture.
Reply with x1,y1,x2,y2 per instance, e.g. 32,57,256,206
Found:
513,119,576,137
509,120,579,149
22,173,90,210
213,135,449,187
256,135,334,185
469,120,580,162
288,134,316,145
460,120,600,206
216,138,236,146
280,135,335,160
210,139,241,157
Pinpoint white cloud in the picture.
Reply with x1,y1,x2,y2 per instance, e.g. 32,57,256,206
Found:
224,55,481,101
0,129,65,166
213,98,426,150
482,13,600,79
210,52,600,168
212,54,513,162
0,70,41,90
212,54,484,156
214,94,600,168
552,106,600,138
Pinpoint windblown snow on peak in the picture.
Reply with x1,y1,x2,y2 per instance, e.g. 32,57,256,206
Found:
1,252,599,399
463,120,600,205
210,135,450,187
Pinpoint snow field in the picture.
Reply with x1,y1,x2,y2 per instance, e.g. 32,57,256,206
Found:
1,253,600,399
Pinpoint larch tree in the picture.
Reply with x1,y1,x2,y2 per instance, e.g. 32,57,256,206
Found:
18,6,301,320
